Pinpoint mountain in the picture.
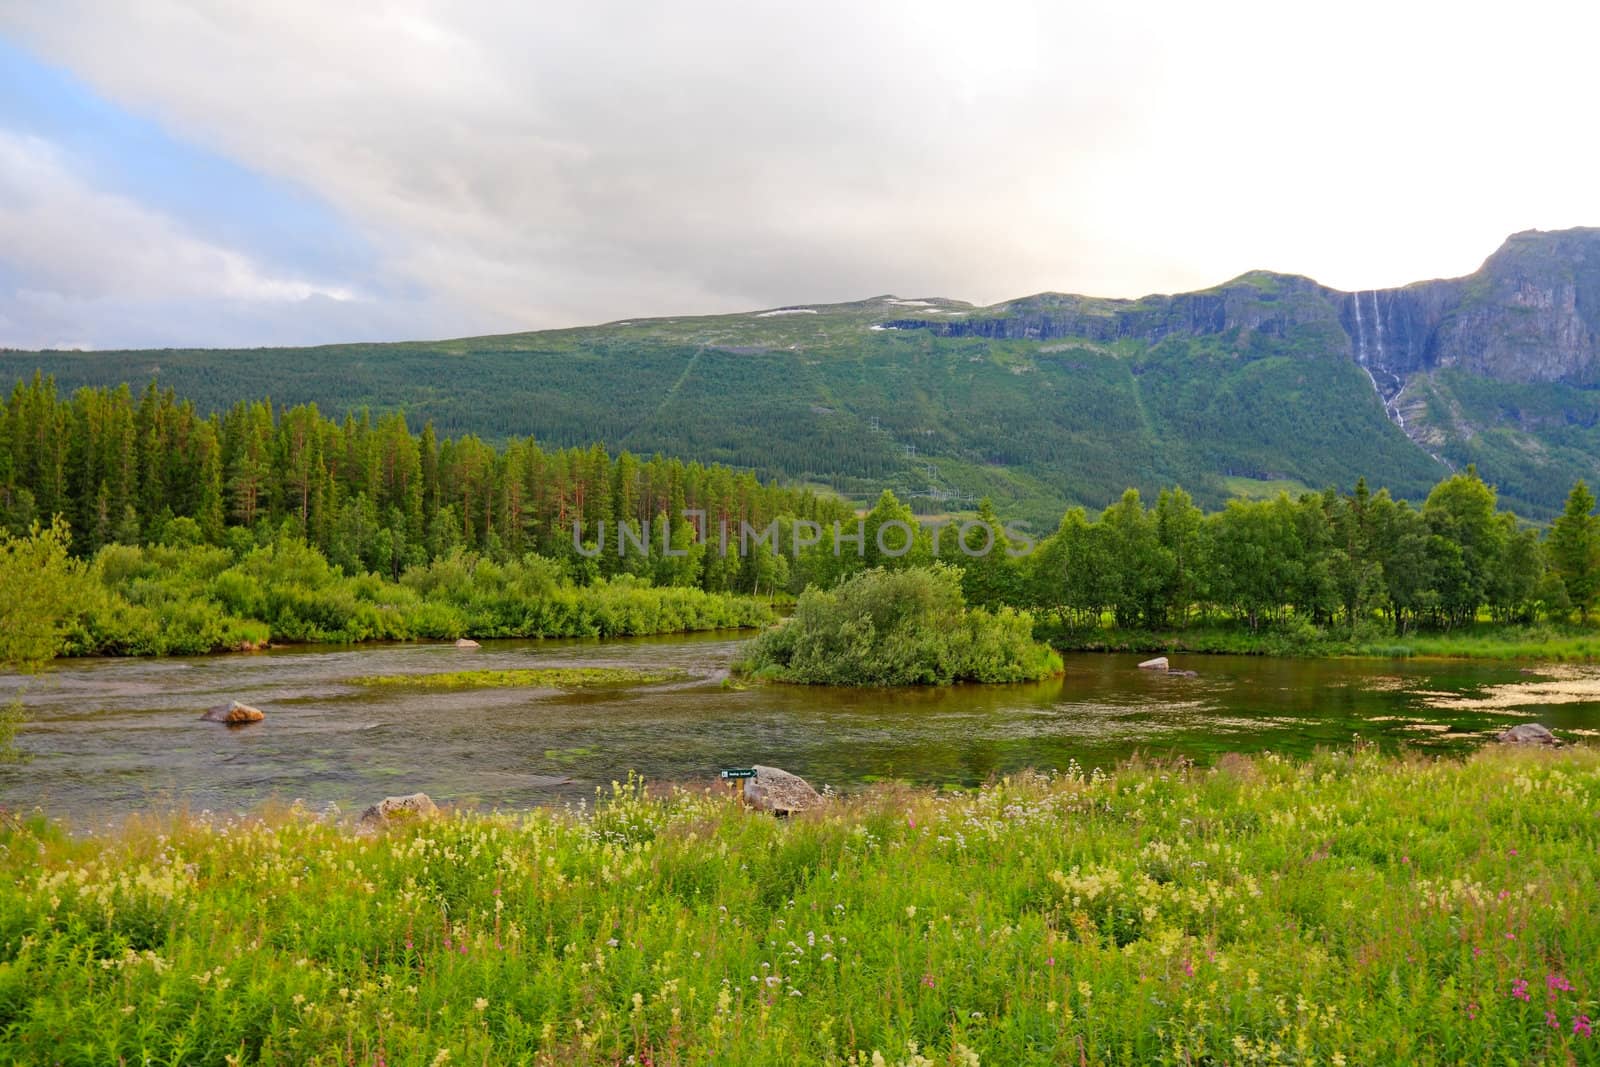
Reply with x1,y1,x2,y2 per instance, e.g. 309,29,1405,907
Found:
8,228,1600,525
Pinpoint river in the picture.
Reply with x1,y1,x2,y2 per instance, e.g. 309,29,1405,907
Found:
3,634,1597,825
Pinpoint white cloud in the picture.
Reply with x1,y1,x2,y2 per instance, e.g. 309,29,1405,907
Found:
4,0,1600,343
0,130,366,341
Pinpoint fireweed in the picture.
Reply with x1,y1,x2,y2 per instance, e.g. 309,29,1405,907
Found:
1,747,1597,1064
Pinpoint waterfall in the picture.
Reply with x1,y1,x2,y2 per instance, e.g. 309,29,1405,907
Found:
1368,290,1385,363
1351,292,1366,364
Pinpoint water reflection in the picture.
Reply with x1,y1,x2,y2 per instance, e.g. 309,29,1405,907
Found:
1,635,1595,823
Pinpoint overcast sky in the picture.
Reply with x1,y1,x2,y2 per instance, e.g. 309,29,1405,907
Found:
1,1,1597,349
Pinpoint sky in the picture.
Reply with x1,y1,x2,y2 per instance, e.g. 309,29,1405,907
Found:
1,1,1597,350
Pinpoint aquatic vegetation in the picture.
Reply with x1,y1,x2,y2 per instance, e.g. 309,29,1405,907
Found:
2,747,1597,1063
349,667,688,690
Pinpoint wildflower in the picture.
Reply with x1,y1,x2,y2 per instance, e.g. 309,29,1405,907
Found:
1548,972,1575,993
475,998,488,1012
1547,1011,1559,1029
1576,1016,1594,1038
1046,956,1054,967
922,973,936,989
1466,1002,1478,1021
1182,959,1195,978
905,905,916,919
1512,979,1529,1001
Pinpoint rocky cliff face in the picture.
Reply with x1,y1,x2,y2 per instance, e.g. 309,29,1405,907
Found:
892,228,1600,388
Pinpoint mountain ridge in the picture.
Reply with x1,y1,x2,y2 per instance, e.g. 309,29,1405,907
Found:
6,228,1600,524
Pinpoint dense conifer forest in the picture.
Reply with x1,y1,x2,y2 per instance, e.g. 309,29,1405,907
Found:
6,373,1600,659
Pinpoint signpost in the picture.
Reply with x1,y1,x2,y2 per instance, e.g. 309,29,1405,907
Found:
721,767,756,806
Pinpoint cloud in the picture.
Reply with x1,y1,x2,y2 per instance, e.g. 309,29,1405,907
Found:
0,130,486,347
3,0,1600,345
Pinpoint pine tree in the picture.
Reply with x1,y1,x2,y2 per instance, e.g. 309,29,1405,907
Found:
1549,480,1600,621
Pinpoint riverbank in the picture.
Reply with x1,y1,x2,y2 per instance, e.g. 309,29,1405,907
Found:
1044,621,1600,662
3,746,1596,1064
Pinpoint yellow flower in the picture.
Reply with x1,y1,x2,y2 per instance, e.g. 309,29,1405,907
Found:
474,997,488,1012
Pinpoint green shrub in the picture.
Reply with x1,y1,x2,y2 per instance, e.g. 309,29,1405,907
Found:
739,563,1061,685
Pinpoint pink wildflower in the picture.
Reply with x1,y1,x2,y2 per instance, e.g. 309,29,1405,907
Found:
1575,1015,1593,1038
1547,1010,1560,1029
1182,959,1195,978
1512,979,1529,1002
1467,1002,1479,1020
922,973,936,989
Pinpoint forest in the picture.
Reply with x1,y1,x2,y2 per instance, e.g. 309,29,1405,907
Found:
5,373,1600,657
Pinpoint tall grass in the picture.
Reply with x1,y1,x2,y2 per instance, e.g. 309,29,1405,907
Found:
2,747,1598,1064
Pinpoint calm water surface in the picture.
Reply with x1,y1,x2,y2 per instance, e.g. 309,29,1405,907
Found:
3,634,1597,824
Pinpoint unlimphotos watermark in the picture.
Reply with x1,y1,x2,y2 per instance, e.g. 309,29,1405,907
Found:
572,510,1035,560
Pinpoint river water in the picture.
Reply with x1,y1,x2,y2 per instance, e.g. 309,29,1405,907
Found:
3,634,1597,825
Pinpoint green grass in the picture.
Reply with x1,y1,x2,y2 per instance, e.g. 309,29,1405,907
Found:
2,747,1598,1063
349,667,688,690
1044,620,1600,661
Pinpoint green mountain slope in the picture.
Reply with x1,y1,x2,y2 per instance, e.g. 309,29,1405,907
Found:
8,230,1600,523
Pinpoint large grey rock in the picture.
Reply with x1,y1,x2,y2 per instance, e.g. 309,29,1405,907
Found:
1137,656,1169,671
360,793,440,825
200,700,265,725
743,765,822,816
1496,723,1559,746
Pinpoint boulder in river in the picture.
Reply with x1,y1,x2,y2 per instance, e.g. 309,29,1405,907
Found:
1496,722,1559,746
360,793,440,825
455,638,481,649
1137,656,1169,671
200,700,265,725
743,765,822,816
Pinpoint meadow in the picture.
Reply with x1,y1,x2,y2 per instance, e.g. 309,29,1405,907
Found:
2,746,1597,1064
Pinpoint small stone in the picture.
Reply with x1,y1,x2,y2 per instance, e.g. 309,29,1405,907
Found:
1167,668,1199,678
455,638,481,649
1137,656,1169,671
200,700,265,725
1496,723,1559,746
360,793,439,825
743,765,822,816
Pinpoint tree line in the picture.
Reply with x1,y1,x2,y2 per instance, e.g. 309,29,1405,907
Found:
0,374,853,593
8,373,1600,637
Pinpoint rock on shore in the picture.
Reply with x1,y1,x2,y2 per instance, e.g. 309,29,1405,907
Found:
360,793,440,825
1496,723,1559,746
744,765,822,816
